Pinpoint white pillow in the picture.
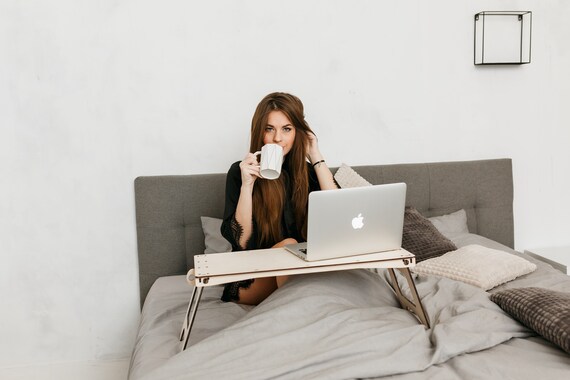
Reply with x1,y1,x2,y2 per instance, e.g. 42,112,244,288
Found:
412,244,536,290
200,216,232,254
334,163,372,188
428,209,469,239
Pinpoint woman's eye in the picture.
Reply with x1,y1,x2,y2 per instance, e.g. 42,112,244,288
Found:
265,127,274,132
283,127,292,132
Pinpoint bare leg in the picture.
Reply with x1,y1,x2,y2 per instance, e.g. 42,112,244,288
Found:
276,275,290,288
273,238,297,287
236,277,278,305
235,238,298,305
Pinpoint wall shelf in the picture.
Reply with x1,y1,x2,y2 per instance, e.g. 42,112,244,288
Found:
474,11,532,65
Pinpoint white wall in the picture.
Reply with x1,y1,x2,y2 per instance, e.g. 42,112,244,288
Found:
1,0,569,372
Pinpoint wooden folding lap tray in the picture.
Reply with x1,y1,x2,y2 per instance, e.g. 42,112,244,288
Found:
180,248,430,350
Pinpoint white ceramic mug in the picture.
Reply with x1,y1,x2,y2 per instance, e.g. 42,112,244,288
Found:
256,144,284,180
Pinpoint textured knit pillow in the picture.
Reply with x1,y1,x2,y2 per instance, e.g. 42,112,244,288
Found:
334,164,373,188
490,287,570,354
412,244,537,290
402,207,457,262
200,216,232,254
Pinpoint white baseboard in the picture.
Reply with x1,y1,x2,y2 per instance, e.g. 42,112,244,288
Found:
0,359,130,380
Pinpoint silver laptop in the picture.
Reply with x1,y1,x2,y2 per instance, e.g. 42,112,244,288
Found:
284,183,406,261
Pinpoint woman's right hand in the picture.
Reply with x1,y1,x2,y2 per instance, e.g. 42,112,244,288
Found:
239,152,262,188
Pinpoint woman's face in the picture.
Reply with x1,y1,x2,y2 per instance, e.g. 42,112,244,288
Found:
263,110,297,156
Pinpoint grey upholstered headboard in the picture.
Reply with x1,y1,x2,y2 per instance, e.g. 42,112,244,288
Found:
134,158,514,306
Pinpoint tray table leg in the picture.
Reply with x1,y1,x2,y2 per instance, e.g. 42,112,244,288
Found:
179,285,204,351
388,268,430,328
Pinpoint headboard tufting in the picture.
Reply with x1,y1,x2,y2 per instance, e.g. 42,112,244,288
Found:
134,158,514,306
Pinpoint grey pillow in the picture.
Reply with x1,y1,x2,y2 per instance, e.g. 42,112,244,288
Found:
402,207,457,262
200,216,232,254
490,287,570,354
428,209,469,239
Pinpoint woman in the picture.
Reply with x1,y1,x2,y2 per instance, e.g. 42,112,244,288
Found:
220,92,338,305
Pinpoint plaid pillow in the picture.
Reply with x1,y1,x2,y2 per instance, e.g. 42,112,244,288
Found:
402,207,457,262
490,287,570,354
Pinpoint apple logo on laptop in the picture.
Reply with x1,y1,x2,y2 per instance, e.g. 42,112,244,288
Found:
352,213,364,229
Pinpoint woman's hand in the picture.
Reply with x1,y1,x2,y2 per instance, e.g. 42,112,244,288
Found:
239,152,262,189
306,131,323,164
306,131,338,189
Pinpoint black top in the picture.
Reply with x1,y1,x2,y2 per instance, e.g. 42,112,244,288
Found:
220,159,321,251
219,159,321,302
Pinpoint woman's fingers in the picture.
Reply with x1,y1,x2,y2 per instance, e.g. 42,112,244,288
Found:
306,131,322,162
242,152,260,164
240,152,262,185
243,164,261,177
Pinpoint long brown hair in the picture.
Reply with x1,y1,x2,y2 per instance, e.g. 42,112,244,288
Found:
249,92,315,247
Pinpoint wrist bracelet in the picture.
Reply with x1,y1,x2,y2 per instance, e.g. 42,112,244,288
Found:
312,159,325,168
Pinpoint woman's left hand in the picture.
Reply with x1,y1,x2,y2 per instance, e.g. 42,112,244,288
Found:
306,131,323,163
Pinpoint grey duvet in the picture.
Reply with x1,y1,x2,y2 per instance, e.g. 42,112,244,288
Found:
129,234,570,379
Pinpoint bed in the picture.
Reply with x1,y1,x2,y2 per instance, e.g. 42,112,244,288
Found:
128,158,570,379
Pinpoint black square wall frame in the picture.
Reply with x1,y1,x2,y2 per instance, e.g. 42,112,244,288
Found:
474,11,532,65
